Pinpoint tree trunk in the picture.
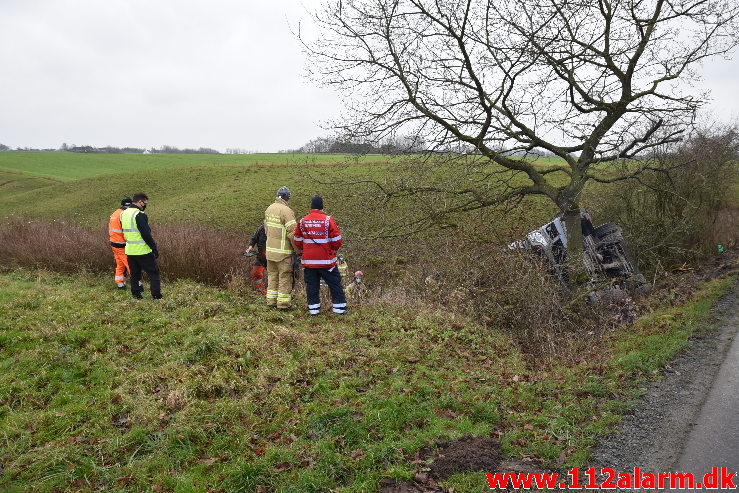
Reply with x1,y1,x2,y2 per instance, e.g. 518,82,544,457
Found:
563,205,587,288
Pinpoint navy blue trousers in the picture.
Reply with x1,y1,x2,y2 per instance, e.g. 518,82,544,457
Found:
127,253,162,299
304,266,346,314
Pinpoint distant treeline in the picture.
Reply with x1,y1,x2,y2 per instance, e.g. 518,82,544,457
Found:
0,143,222,154
60,144,222,154
282,135,559,157
2,140,559,157
284,135,426,154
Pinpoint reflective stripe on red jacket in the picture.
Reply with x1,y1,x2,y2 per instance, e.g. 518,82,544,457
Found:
293,209,343,268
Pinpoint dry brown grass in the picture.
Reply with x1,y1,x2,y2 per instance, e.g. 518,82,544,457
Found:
357,236,607,360
154,224,247,286
0,218,110,273
0,219,255,287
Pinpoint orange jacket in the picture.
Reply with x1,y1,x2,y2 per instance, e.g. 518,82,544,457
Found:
108,208,126,246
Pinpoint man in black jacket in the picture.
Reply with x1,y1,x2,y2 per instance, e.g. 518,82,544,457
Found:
245,224,267,294
121,193,162,299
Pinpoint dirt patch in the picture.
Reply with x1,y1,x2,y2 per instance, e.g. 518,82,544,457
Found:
427,436,503,480
378,436,502,492
379,435,551,492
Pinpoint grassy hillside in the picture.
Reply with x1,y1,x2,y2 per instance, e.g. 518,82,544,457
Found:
2,165,376,232
0,152,389,182
0,152,397,231
0,153,560,235
1,269,732,492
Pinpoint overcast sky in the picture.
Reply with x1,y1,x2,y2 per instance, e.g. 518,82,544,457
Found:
1,0,738,153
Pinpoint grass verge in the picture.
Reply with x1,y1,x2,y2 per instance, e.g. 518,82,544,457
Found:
0,269,735,492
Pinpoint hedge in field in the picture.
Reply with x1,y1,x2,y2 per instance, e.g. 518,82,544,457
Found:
0,219,252,287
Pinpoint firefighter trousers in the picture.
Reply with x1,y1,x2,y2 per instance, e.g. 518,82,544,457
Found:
112,246,129,285
266,257,293,308
304,266,347,314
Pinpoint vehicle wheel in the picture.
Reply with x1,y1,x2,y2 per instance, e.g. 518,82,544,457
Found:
598,231,624,245
595,223,621,240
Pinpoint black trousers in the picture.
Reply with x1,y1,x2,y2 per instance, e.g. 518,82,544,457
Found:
304,266,346,314
127,253,161,299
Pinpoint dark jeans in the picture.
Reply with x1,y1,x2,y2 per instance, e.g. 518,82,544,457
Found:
127,253,162,299
304,266,346,314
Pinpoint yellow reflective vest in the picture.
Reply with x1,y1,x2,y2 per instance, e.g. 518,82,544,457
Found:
264,198,298,261
120,207,153,255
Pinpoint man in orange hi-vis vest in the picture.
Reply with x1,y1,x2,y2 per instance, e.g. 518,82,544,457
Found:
109,198,132,289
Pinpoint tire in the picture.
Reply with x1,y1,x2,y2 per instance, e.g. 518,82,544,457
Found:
595,223,624,245
598,231,624,245
595,223,621,240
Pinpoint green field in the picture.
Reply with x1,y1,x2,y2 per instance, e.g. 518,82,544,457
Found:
0,152,390,182
0,152,561,234
0,153,396,231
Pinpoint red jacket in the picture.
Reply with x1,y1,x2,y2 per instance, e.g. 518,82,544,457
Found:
293,209,343,268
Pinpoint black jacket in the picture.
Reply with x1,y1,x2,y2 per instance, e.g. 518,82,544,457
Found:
249,224,267,267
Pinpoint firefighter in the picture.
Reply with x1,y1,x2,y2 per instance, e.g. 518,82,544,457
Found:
120,193,162,299
264,186,299,310
293,195,347,315
109,197,132,289
244,224,267,294
344,270,366,298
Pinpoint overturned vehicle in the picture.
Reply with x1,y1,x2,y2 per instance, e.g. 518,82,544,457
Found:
509,212,650,302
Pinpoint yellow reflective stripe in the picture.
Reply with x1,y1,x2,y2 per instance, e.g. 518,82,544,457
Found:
285,219,296,227
266,246,293,254
265,221,284,228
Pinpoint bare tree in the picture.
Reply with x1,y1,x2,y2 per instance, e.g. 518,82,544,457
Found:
303,0,739,275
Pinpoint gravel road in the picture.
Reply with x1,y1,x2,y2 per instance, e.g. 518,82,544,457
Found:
590,279,739,491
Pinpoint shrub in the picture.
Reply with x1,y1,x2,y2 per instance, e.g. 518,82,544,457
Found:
154,224,248,286
0,219,254,288
0,218,110,273
375,233,596,358
590,125,739,273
